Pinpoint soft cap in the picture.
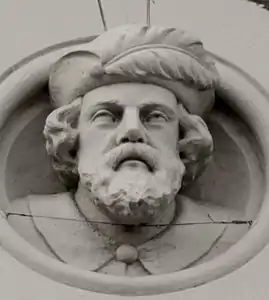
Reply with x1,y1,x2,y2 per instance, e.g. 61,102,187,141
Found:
49,24,219,116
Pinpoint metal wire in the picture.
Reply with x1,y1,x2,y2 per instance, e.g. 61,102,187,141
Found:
146,0,151,25
146,0,155,25
5,212,253,227
97,0,108,31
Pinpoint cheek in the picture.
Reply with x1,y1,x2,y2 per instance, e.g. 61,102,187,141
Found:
78,130,104,174
78,127,115,162
151,125,179,153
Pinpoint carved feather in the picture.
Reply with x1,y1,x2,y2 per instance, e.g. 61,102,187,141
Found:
105,48,217,89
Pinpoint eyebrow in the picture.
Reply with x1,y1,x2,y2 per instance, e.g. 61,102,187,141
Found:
87,99,122,113
88,99,176,118
98,99,121,105
138,102,176,118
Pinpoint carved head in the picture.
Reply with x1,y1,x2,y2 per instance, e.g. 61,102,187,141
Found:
44,25,218,225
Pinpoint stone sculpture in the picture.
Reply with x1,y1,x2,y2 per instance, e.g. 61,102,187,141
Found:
8,24,249,276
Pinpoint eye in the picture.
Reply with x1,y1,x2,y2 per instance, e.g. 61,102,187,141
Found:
91,109,116,123
144,111,168,124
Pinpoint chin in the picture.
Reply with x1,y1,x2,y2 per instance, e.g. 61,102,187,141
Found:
78,149,185,225
95,180,175,225
98,195,169,226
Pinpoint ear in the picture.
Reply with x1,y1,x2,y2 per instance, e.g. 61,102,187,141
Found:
177,105,213,186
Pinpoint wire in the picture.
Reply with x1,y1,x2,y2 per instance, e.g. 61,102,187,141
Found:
5,211,253,227
97,0,108,31
146,0,151,25
146,0,155,26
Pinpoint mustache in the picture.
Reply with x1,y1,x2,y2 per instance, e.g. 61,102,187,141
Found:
104,143,159,172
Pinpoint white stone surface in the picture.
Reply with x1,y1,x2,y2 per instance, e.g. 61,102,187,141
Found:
2,241,269,299
1,0,269,299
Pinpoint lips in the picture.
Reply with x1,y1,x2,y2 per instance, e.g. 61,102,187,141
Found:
118,157,151,171
114,151,154,172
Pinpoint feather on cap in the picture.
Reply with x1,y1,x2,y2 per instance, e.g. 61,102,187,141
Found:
49,24,219,115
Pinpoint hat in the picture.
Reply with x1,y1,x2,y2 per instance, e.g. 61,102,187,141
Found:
49,24,219,116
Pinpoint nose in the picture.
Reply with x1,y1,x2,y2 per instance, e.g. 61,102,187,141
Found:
116,107,147,144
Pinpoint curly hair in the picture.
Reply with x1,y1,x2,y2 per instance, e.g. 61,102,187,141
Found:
43,99,213,190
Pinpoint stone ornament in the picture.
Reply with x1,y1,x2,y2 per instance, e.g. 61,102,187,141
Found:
9,24,240,275
0,23,266,295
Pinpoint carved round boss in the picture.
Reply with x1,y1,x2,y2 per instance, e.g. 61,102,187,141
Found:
0,24,267,295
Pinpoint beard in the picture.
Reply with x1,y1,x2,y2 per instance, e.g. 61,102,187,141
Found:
78,143,185,225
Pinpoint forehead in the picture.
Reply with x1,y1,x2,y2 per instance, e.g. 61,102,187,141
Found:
81,83,177,111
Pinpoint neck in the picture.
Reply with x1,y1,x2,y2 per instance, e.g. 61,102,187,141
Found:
74,183,177,246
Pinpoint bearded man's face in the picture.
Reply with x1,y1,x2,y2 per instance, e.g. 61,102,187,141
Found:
77,83,185,225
